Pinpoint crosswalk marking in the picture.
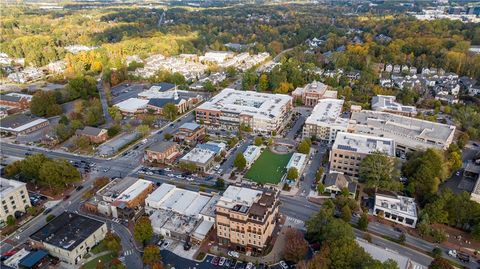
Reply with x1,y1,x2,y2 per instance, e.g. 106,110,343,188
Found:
124,249,133,256
286,216,305,225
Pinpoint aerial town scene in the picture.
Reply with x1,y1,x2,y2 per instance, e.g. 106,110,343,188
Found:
0,0,480,268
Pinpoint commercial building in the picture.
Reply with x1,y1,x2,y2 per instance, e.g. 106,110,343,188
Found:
323,172,357,198
75,126,108,144
0,178,31,224
285,153,307,175
292,81,337,106
195,89,292,134
145,183,219,243
179,147,216,172
371,95,417,117
0,114,49,135
145,141,181,164
330,132,395,178
0,93,32,109
373,193,418,228
30,212,107,265
114,98,149,114
356,238,426,269
174,122,206,145
84,177,153,219
243,145,262,167
302,99,348,144
216,186,280,253
349,110,456,154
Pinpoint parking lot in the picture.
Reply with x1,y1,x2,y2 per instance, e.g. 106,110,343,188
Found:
111,83,147,104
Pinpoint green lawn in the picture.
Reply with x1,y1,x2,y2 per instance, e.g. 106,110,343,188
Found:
82,253,115,269
245,149,292,184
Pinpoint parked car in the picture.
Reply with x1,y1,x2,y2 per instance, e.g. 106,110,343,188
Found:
457,252,470,263
448,249,457,257
75,185,84,191
228,251,239,258
43,208,52,215
211,256,220,265
219,257,226,266
279,260,289,269
246,262,254,269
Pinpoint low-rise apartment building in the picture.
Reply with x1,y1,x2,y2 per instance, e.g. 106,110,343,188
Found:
216,186,280,254
302,99,348,144
292,81,337,106
349,110,455,154
30,212,107,265
0,178,31,224
174,122,206,145
373,193,418,228
330,132,395,178
195,89,292,134
145,142,181,164
371,95,417,117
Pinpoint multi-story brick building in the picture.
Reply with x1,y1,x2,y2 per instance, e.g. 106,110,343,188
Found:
174,122,206,145
292,81,337,107
216,186,280,254
330,132,395,178
0,93,33,109
75,126,108,144
145,142,181,164
195,89,292,135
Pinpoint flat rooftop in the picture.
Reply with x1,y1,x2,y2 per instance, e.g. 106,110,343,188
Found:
147,141,177,153
332,132,395,156
115,179,152,203
196,88,292,121
375,193,417,218
30,212,105,251
371,95,417,113
97,177,138,201
180,147,215,165
0,177,26,197
0,114,48,133
305,99,349,127
286,153,307,170
350,110,455,149
217,185,263,209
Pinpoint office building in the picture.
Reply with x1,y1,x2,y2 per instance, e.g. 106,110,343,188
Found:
195,89,292,134
349,110,456,154
174,122,206,145
0,178,31,224
330,132,395,178
292,81,337,106
371,95,417,117
0,114,49,136
373,193,418,228
145,142,181,164
30,212,107,265
243,145,262,167
216,186,280,253
179,147,216,172
302,99,348,144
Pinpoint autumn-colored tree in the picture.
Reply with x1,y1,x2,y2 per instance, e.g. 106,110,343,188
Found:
258,74,269,91
428,257,453,269
134,217,153,245
143,245,161,266
284,228,308,262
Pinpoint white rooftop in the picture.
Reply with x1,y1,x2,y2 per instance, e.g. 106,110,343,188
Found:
305,99,348,128
286,153,307,171
197,88,292,121
217,186,263,209
114,98,149,113
243,145,262,164
115,179,152,203
332,132,395,156
180,147,215,165
371,95,417,114
0,177,26,197
375,193,417,219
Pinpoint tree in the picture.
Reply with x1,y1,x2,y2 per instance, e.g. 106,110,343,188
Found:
284,228,308,262
315,167,324,182
74,136,91,150
234,153,247,170
228,137,238,148
428,257,453,269
358,213,369,231
203,80,215,92
287,167,299,180
359,152,402,192
136,124,150,137
297,140,310,154
6,215,15,226
134,217,153,245
242,69,257,90
163,103,178,120
341,204,352,223
178,162,197,172
275,81,293,94
104,232,122,255
164,133,173,140
215,178,225,189
254,136,263,146
108,125,121,137
46,214,56,222
108,106,123,123
142,245,161,266
317,182,325,194
258,74,269,91
30,91,62,117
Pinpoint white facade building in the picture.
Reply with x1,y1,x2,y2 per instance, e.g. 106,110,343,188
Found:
0,178,31,224
243,145,262,167
373,193,418,228
302,99,348,143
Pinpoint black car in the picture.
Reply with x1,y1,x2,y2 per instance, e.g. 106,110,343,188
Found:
75,185,84,191
43,208,52,215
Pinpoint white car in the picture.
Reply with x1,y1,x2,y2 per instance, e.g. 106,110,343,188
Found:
246,262,253,269
279,260,289,269
186,177,194,182
168,173,175,177
165,168,172,172
219,257,226,266
146,172,153,175
448,249,457,257
228,251,239,258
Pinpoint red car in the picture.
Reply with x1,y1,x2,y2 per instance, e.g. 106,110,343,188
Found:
211,256,220,266
2,250,17,257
